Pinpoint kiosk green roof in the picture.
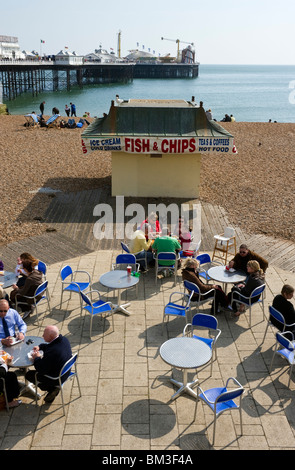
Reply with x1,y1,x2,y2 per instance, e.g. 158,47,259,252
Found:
82,99,233,138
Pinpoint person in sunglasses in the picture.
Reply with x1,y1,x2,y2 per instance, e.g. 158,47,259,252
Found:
0,299,27,347
227,244,268,274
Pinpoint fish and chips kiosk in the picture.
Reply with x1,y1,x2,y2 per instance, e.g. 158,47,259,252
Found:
81,99,236,198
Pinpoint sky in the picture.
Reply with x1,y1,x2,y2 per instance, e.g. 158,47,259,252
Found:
1,0,295,65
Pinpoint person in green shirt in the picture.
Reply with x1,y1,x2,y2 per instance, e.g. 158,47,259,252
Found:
152,235,181,266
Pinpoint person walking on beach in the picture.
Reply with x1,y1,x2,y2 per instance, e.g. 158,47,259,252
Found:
39,101,45,117
65,104,70,117
70,102,76,117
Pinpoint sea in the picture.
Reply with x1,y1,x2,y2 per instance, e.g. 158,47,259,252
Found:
4,64,295,123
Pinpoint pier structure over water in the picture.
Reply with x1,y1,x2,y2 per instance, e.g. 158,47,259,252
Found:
0,60,199,101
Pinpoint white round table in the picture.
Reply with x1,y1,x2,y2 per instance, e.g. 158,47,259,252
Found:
160,336,212,400
207,265,246,292
99,270,139,316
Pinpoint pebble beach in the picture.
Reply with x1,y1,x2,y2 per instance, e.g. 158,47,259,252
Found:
0,115,294,246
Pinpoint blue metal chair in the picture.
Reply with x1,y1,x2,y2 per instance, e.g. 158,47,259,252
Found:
113,253,140,294
196,253,223,283
81,290,114,338
183,313,221,376
113,254,139,272
121,241,148,270
60,265,91,310
121,242,130,254
37,260,50,299
15,281,50,326
37,260,47,279
35,353,81,415
162,290,193,333
262,305,295,345
270,331,295,387
194,377,244,446
231,284,266,327
183,280,216,313
155,252,179,286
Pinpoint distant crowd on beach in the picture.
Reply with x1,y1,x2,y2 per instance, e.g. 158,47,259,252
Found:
24,101,92,129
39,101,80,118
205,109,236,122
206,108,279,124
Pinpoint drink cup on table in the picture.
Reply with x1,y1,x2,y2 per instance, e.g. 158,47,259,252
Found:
127,266,132,276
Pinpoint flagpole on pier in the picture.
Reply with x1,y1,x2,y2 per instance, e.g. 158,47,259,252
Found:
40,39,45,58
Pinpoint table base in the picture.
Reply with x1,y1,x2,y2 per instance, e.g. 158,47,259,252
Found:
113,302,131,316
169,370,199,400
18,380,41,399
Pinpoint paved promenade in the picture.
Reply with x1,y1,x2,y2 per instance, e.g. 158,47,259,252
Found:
1,248,295,451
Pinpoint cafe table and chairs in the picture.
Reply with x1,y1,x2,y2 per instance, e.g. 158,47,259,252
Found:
207,265,247,293
159,336,212,400
99,269,139,316
2,335,44,398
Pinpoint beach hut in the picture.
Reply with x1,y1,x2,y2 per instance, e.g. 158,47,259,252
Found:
81,99,236,198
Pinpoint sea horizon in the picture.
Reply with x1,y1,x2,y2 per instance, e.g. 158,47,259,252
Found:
4,64,295,123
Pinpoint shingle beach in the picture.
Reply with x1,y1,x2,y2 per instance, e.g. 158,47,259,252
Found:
0,115,294,246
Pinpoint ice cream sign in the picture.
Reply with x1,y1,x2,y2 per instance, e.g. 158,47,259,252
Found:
82,136,237,155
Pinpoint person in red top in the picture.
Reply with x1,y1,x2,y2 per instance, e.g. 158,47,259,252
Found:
140,212,162,240
172,216,192,250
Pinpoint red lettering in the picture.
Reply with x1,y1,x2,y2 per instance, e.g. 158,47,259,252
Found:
81,139,87,154
161,139,169,153
125,138,131,152
142,139,150,152
189,138,196,152
181,140,189,152
170,140,177,153
135,138,141,152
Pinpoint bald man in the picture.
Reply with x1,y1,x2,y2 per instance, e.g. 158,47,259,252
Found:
25,325,72,403
0,299,27,347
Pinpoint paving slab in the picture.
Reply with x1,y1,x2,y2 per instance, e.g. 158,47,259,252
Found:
0,245,295,453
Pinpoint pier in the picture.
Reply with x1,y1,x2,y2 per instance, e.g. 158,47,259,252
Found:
0,60,199,101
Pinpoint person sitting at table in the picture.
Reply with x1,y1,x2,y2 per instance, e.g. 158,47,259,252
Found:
182,258,227,315
0,351,21,408
0,299,27,347
129,224,154,271
227,244,268,274
152,230,181,268
25,325,72,403
10,260,43,319
0,285,9,303
226,260,265,317
271,285,295,334
140,212,162,240
15,252,39,288
172,216,192,251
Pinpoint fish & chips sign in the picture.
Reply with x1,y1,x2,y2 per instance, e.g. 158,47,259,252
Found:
81,136,237,155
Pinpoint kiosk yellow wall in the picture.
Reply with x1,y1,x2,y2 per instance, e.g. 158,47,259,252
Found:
111,151,202,198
